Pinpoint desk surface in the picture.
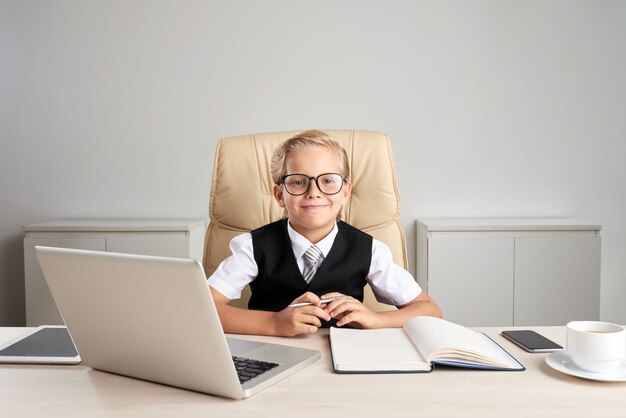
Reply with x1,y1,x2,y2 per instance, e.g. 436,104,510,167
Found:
1,326,625,417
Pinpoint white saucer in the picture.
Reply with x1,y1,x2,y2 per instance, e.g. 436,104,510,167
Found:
545,351,626,382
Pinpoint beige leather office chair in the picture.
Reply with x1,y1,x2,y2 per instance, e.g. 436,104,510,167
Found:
204,130,408,311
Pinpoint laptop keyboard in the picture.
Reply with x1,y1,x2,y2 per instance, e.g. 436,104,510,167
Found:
232,356,279,383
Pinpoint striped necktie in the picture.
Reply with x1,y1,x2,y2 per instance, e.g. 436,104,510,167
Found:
302,245,322,283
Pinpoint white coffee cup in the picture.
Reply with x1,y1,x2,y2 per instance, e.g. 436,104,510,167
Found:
566,321,625,373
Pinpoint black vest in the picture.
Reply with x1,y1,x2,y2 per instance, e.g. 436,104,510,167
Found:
248,220,372,313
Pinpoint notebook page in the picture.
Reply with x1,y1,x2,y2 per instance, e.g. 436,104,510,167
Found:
329,327,429,371
403,317,518,368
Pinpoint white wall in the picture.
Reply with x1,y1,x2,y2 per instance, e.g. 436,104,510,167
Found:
1,0,624,325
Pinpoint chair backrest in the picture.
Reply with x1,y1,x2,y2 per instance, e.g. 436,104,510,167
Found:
204,130,408,311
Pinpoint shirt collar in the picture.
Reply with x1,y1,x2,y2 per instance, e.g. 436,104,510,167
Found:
287,221,338,261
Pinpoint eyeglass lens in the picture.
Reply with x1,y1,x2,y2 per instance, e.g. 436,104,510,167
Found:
283,173,344,195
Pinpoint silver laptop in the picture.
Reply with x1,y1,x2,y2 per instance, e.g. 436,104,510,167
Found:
35,246,320,399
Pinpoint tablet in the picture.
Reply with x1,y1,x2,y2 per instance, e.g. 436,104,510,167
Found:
0,325,81,364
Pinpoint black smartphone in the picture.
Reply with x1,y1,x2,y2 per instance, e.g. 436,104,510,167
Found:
501,330,562,353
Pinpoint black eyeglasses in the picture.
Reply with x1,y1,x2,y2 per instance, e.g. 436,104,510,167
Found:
278,173,346,196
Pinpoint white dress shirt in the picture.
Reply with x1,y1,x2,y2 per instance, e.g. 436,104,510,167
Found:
207,221,422,306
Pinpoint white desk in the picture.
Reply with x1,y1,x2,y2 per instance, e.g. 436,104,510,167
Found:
1,326,625,417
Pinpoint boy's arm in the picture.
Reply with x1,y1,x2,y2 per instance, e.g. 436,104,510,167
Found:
379,291,442,327
324,290,442,329
210,288,332,337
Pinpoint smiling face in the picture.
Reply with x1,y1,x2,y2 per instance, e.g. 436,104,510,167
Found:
274,145,351,243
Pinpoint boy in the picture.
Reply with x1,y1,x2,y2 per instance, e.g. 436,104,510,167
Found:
208,130,441,336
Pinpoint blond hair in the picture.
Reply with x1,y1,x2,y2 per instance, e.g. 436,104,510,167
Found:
271,130,350,184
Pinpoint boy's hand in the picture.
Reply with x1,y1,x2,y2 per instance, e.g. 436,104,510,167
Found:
272,292,331,337
322,292,382,329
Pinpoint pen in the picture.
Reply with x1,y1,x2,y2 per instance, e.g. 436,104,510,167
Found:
288,295,348,308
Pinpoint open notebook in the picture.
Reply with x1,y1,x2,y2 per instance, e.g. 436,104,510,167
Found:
329,316,524,373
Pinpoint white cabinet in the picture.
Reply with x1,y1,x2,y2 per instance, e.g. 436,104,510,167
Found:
23,219,206,326
416,218,601,327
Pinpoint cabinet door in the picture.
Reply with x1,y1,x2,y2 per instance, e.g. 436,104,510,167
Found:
24,236,105,326
106,232,190,258
428,236,514,326
514,236,601,326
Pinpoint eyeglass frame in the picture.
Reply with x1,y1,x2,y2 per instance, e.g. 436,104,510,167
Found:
278,173,347,196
